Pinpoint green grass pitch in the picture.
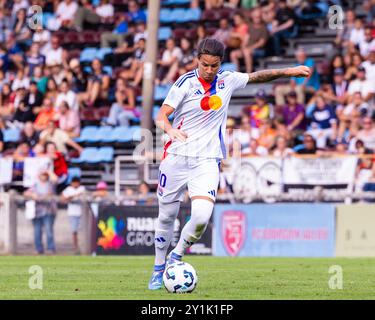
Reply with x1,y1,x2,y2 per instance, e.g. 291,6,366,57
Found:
0,256,374,300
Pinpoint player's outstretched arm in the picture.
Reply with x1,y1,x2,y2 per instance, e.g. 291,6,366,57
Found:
247,65,311,83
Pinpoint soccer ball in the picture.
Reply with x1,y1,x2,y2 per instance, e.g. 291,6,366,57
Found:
163,262,198,293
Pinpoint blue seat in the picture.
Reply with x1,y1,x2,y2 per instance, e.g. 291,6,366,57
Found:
184,8,201,22
111,126,132,143
95,47,113,60
158,27,172,41
154,84,172,100
129,126,142,142
42,13,54,28
71,147,98,164
97,147,114,162
221,63,237,72
67,167,82,184
171,9,187,23
75,126,99,143
95,126,114,143
160,9,173,23
80,48,98,63
3,128,20,143
103,65,113,76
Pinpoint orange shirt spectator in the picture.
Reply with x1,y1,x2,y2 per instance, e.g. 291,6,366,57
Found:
34,97,55,131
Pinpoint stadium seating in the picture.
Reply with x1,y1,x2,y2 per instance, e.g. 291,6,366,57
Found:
3,128,21,143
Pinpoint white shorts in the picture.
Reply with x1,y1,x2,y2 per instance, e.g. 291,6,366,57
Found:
157,154,221,203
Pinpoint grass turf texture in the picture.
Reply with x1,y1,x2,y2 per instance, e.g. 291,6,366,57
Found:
0,256,374,300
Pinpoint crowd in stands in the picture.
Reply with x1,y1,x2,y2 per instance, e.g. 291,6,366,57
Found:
0,0,374,202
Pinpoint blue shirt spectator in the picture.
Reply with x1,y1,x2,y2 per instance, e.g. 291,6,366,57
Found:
310,103,337,129
127,0,147,24
291,53,320,91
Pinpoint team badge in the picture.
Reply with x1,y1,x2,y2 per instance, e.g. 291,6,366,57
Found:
222,211,246,256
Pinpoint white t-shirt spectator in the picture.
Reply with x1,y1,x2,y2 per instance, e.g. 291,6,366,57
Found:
362,61,375,82
349,28,365,46
46,47,64,66
162,47,183,63
95,4,114,18
12,0,29,17
242,144,269,156
348,79,375,98
33,29,51,56
11,77,30,91
56,91,79,111
359,39,375,58
56,1,79,22
62,185,86,217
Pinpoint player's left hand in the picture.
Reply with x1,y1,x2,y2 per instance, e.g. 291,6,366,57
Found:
288,66,311,78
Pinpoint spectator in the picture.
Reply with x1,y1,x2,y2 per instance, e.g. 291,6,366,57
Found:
39,121,83,156
11,68,30,91
32,143,46,158
295,0,328,20
272,135,293,157
12,8,32,49
106,86,137,127
362,49,375,82
347,65,375,107
0,83,14,121
258,118,277,150
323,68,349,110
307,95,337,148
348,18,365,49
355,117,375,152
178,38,198,76
58,101,81,138
122,187,137,205
156,38,182,85
45,141,68,189
137,181,155,205
32,25,51,57
31,66,49,95
86,59,110,107
20,121,40,148
13,81,44,125
359,26,375,59
242,89,271,128
12,142,32,181
242,138,268,156
226,13,248,50
275,48,320,105
11,0,30,18
212,18,232,45
335,9,356,49
45,35,68,69
45,77,59,102
234,114,260,152
5,35,24,70
47,0,78,31
0,8,12,43
118,38,146,87
92,180,110,201
328,54,345,83
61,176,86,254
126,0,147,24
270,0,297,55
55,79,79,112
25,43,45,77
34,97,56,131
24,170,58,255
230,8,268,73
100,13,128,48
74,0,114,32
281,91,306,138
296,133,319,154
344,52,363,82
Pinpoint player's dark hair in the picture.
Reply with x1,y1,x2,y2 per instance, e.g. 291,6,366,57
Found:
197,38,225,62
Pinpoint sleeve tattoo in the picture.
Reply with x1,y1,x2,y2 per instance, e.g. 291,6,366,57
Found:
248,68,291,83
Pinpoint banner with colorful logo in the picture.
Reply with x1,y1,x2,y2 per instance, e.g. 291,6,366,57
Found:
96,204,212,255
214,204,335,257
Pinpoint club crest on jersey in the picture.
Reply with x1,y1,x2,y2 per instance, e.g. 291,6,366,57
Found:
218,80,225,89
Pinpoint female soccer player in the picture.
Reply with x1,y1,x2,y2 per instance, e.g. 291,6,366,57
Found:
149,38,310,289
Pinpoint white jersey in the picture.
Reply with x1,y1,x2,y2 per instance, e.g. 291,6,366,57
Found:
163,69,249,159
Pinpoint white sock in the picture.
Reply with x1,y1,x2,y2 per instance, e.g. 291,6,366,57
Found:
172,199,214,257
154,201,180,269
